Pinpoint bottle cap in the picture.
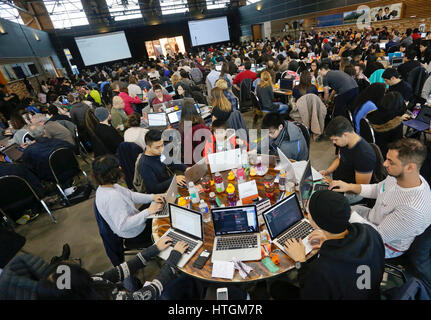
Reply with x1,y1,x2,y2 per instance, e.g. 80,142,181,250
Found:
210,192,215,197
189,181,194,187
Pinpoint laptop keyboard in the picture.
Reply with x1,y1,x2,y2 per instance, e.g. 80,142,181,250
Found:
165,231,197,254
216,235,258,251
314,184,329,192
278,221,314,245
154,202,168,216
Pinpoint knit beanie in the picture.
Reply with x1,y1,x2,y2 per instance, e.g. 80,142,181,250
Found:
94,107,110,122
309,190,351,234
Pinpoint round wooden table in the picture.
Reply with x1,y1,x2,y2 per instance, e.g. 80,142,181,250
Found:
152,166,316,284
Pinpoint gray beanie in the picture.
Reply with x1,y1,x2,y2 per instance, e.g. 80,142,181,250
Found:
94,107,110,122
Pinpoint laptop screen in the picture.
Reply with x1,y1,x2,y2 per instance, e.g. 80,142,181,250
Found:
263,193,303,240
280,79,293,90
169,203,203,240
299,160,313,208
165,85,174,93
148,113,167,127
417,106,431,123
212,205,258,236
167,110,181,124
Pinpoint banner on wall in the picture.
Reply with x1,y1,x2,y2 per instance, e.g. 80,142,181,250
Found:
317,13,343,27
343,8,370,25
370,3,403,22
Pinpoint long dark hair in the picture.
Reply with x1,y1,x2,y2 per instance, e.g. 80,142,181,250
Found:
92,154,123,185
352,82,386,112
297,71,313,96
180,98,204,126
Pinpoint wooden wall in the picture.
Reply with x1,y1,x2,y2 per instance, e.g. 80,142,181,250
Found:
271,0,431,38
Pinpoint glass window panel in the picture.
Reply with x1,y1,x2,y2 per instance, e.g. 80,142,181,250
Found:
159,0,189,15
105,0,143,21
206,0,230,10
0,2,24,24
43,0,88,29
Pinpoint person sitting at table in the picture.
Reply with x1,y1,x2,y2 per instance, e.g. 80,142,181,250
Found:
215,79,238,111
320,63,359,116
270,190,385,300
124,113,148,150
211,87,233,122
30,114,75,146
21,125,75,182
92,107,124,155
320,116,376,204
150,84,173,106
203,119,248,158
330,138,431,259
353,62,370,93
137,129,188,194
127,75,142,98
5,111,30,146
93,154,165,249
256,71,290,114
147,81,170,105
118,83,142,116
0,153,44,225
232,61,257,92
292,71,319,101
299,46,309,60
419,40,431,70
366,91,409,156
382,68,414,103
261,112,308,161
397,48,421,81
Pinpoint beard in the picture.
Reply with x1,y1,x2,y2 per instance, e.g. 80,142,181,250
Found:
388,170,403,179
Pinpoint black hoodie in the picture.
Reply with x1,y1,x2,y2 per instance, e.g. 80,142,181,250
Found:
298,223,385,300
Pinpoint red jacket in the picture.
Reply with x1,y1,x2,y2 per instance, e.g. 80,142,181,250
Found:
233,70,257,85
119,92,141,115
203,135,249,159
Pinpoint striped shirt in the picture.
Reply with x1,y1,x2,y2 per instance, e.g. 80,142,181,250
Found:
351,176,431,252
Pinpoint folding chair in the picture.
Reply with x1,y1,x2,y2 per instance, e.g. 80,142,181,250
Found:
0,175,56,223
359,117,376,144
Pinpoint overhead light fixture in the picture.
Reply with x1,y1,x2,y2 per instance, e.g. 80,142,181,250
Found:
33,32,40,40
256,3,262,11
0,23,6,35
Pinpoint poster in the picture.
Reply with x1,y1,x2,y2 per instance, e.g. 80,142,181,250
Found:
343,8,370,25
370,3,403,22
145,36,185,59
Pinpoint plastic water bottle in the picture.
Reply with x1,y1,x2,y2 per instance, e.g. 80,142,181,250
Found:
242,149,250,175
214,172,225,193
279,169,286,191
199,200,210,223
413,103,422,118
188,182,200,204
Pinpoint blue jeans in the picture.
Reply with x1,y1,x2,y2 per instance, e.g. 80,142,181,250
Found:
274,102,290,114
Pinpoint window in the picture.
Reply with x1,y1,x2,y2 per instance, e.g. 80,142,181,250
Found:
159,0,189,15
0,1,24,24
105,0,143,21
44,0,89,29
206,0,230,10
246,0,260,4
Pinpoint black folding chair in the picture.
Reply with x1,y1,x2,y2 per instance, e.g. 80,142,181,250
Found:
49,147,91,206
359,118,376,144
74,127,90,163
0,175,56,223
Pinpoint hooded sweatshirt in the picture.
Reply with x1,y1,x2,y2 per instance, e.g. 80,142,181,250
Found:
298,223,385,300
270,120,308,161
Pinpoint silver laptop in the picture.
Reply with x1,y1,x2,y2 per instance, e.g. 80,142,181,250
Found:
211,205,261,262
185,158,208,184
151,175,178,219
167,109,182,127
298,160,329,210
158,203,203,268
147,112,167,130
262,193,314,257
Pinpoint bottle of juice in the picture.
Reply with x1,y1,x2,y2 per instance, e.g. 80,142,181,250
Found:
226,183,237,207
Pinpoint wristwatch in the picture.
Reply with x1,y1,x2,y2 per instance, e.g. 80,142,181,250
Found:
295,261,302,270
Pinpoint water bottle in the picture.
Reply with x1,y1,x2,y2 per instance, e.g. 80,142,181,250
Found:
199,200,210,223
242,149,250,175
188,182,200,204
279,169,286,191
413,103,422,118
214,172,225,193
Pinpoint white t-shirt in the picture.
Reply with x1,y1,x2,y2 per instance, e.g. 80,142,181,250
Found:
128,84,142,97
124,127,148,150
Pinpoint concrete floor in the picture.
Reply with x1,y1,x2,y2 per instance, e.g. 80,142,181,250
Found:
12,112,337,294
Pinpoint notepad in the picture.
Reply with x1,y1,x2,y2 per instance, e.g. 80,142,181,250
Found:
211,260,235,280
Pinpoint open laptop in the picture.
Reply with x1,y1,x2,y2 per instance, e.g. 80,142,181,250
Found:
208,148,242,173
147,112,167,130
158,203,203,268
388,52,403,62
165,85,175,95
0,138,10,148
151,175,178,219
185,158,208,184
403,105,431,131
279,79,293,91
167,109,182,127
2,143,23,161
262,193,314,257
169,99,185,108
152,102,168,113
211,205,261,262
391,57,404,68
299,160,329,209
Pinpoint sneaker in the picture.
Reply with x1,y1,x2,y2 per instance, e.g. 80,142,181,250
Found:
28,213,40,222
16,214,30,225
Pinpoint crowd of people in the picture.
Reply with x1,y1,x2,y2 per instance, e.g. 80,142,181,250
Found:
1,23,431,300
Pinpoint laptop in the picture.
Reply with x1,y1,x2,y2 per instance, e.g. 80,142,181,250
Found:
165,85,175,95
0,138,10,148
298,160,329,209
391,57,404,68
167,109,182,127
147,112,167,130
388,52,403,62
208,148,242,173
158,203,203,268
403,105,431,131
2,143,23,161
379,42,386,49
169,99,185,108
151,175,178,219
262,193,314,257
211,205,261,262
279,79,293,91
136,93,144,100
421,33,427,38
185,158,208,184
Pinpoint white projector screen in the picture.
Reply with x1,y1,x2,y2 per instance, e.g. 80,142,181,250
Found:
188,16,230,47
75,31,132,66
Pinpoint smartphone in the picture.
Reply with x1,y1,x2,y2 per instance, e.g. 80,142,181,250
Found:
193,250,211,269
216,287,228,300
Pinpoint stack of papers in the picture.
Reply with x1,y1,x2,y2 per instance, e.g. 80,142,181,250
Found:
212,261,235,279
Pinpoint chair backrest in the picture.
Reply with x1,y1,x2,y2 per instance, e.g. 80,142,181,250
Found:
117,142,143,190
240,78,253,102
250,91,262,111
408,224,431,289
359,118,376,144
293,121,310,160
370,143,388,184
48,147,81,185
94,202,124,267
0,175,39,210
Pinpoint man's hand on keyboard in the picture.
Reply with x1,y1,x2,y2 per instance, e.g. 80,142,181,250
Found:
173,241,189,254
154,194,166,204
156,237,173,251
283,238,306,263
176,175,187,187
148,202,164,216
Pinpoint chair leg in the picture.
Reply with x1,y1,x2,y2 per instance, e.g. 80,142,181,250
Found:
40,200,57,223
56,184,71,206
